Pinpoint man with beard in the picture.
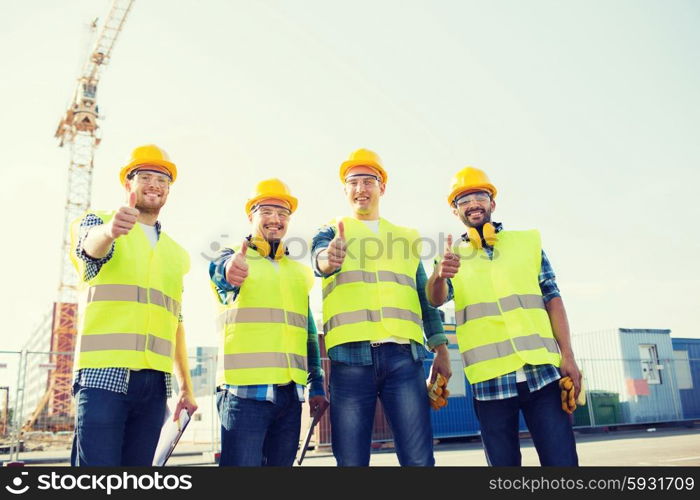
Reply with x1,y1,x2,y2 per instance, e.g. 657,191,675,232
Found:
426,166,580,466
70,144,197,466
312,148,450,466
209,178,328,466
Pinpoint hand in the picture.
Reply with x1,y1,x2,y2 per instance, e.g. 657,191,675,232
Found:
309,395,329,419
559,353,582,400
173,389,198,421
428,373,450,410
323,221,347,272
436,234,460,279
429,344,452,385
559,376,576,414
106,191,139,239
225,240,249,287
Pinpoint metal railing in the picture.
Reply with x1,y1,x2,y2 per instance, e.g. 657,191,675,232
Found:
1,350,698,463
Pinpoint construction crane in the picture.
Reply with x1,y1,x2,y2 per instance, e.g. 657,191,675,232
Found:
55,0,135,302
22,0,136,432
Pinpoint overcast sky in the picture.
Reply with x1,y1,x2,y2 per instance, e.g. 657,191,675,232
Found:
1,0,698,361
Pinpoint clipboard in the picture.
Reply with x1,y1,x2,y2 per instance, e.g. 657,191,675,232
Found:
152,408,191,466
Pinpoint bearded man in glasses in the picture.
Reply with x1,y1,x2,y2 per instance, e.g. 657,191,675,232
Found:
209,178,328,466
426,166,581,466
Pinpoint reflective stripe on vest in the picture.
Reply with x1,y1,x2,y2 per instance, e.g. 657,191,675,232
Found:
378,271,416,289
87,284,182,318
323,307,422,333
80,332,173,357
499,294,545,313
322,270,415,299
223,352,307,372
461,334,559,367
217,307,307,330
455,294,545,325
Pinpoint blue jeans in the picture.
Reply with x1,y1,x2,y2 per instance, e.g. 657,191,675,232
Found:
473,380,579,466
330,342,434,466
71,369,166,466
217,384,302,466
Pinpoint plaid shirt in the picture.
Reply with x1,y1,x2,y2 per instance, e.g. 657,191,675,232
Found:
445,222,561,400
311,223,447,365
210,244,325,404
223,384,306,403
72,213,173,397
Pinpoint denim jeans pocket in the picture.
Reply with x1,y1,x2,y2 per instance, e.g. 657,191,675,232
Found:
216,389,228,415
396,343,412,354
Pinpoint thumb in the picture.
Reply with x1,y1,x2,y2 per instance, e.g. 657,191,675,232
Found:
239,240,248,258
337,221,345,240
128,191,137,209
445,234,453,254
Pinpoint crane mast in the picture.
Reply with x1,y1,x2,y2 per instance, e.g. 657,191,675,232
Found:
40,0,135,425
54,0,135,302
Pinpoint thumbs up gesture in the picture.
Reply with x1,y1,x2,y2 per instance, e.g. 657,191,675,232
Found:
437,234,460,279
107,191,140,239
325,221,347,273
225,240,249,287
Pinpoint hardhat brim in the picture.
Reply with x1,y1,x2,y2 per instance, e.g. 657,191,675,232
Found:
339,159,388,184
120,158,178,185
447,183,497,206
245,193,298,215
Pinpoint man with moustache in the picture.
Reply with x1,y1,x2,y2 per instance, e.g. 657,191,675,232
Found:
209,178,328,466
70,144,197,466
426,166,580,466
312,148,451,466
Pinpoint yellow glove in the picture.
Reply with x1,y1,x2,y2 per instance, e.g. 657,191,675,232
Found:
559,376,576,414
427,373,449,410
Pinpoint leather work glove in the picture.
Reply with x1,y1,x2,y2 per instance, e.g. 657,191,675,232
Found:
559,376,576,414
427,373,450,411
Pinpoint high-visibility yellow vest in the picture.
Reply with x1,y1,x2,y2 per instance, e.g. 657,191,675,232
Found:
215,244,314,386
70,211,190,372
451,230,560,384
321,217,424,350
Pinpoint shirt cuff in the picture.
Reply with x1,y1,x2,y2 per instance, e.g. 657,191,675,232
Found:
210,252,240,303
213,255,237,292
541,278,561,303
427,334,449,350
308,381,326,398
446,278,455,302
311,247,340,278
542,290,561,303
77,235,115,266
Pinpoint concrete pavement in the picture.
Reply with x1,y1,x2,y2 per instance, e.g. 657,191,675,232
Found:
6,425,697,467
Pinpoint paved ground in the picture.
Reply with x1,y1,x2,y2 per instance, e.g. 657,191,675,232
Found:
5,424,699,467
299,426,700,467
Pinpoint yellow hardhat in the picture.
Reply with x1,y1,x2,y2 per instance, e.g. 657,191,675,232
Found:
339,148,388,184
447,166,497,206
245,178,299,215
119,144,178,185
